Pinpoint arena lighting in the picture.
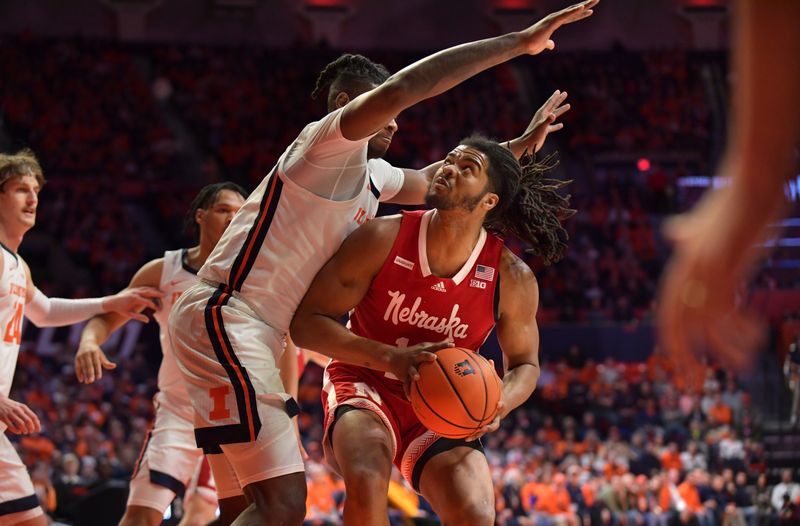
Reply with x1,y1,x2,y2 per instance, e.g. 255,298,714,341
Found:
637,158,651,172
677,174,800,202
305,0,348,7
494,0,533,8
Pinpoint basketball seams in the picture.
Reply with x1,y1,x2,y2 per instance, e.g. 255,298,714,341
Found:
412,382,479,436
459,349,489,426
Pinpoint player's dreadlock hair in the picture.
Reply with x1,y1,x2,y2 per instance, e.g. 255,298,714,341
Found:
311,54,391,110
184,181,249,237
462,135,575,265
0,148,45,190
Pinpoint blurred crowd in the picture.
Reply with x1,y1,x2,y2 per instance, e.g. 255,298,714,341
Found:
9,337,799,526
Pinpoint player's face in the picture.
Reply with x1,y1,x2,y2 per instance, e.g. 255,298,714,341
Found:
425,146,494,213
367,117,398,160
0,174,40,232
198,189,246,246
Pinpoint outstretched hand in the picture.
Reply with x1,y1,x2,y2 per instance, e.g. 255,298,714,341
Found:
657,186,771,380
102,286,163,323
518,90,570,154
520,0,599,55
75,341,117,384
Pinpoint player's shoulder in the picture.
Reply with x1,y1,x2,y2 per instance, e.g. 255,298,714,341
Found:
130,257,166,288
499,247,538,291
342,214,402,254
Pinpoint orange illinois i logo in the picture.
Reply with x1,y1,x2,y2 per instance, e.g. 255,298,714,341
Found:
209,385,231,420
3,303,23,345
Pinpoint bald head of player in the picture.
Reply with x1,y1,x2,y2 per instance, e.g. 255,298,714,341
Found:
311,54,397,160
426,135,574,265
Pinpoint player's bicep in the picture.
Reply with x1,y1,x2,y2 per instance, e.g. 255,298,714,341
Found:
297,218,397,319
496,259,540,371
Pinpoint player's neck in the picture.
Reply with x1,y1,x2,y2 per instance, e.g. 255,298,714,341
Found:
185,244,208,270
0,225,24,253
425,209,483,277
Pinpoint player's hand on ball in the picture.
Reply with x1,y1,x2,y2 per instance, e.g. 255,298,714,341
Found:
103,286,163,322
390,340,452,395
465,396,505,442
75,341,117,384
0,395,41,435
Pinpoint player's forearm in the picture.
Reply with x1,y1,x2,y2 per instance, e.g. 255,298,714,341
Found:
79,314,123,347
290,314,396,373
500,362,540,415
388,33,525,112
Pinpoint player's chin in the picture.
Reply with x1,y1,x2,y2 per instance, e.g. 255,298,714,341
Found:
367,141,390,159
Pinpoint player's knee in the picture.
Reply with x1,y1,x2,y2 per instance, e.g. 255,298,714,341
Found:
440,501,495,526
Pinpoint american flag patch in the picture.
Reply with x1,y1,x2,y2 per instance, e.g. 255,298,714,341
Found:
474,264,495,281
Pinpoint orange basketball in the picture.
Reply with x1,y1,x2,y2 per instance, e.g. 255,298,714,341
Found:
409,347,502,439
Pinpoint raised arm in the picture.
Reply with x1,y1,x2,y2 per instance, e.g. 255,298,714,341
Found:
339,0,597,142
468,248,540,440
75,259,163,384
291,217,447,380
388,89,571,205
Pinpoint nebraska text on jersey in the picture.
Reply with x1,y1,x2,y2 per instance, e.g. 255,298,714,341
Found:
383,290,469,339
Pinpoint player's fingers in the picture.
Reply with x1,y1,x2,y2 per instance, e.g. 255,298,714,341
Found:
133,288,164,298
128,312,151,323
100,355,117,370
545,39,555,51
15,407,36,434
553,103,571,117
423,341,453,353
75,358,86,383
22,406,41,433
91,352,103,382
415,351,438,364
548,123,565,132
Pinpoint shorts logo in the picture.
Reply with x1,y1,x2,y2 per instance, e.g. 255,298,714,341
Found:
469,279,487,289
454,360,475,377
209,386,231,420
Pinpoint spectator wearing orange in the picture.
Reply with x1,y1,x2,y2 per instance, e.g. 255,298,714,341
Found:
660,442,683,471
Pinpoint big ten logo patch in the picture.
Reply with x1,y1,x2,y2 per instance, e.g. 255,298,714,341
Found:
469,279,487,289
454,360,475,377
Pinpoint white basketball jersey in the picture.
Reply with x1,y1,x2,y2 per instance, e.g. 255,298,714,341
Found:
154,249,197,409
0,245,27,431
199,108,403,333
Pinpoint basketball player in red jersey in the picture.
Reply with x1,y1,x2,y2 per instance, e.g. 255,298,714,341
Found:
292,136,572,525
0,149,161,526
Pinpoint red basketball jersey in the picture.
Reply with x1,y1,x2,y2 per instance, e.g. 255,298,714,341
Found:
349,209,502,355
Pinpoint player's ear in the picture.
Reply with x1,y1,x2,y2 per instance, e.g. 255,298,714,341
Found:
482,192,499,212
334,92,350,109
195,208,206,227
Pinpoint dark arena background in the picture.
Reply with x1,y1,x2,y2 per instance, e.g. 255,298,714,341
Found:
1,1,799,525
